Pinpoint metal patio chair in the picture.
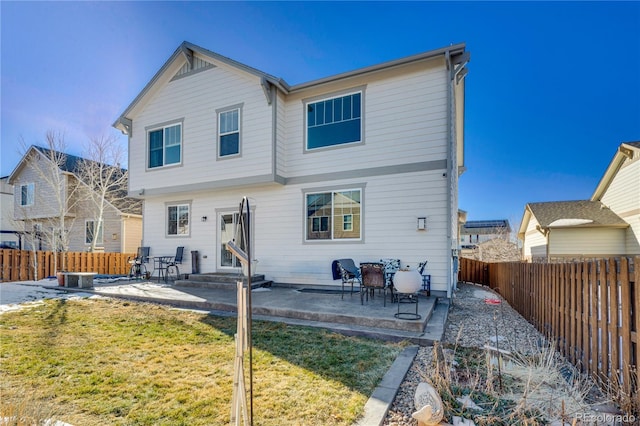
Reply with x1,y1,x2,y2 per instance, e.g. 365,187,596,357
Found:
360,262,388,306
128,246,150,280
336,258,362,299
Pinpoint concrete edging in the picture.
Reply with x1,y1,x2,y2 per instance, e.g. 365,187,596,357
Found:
354,345,419,426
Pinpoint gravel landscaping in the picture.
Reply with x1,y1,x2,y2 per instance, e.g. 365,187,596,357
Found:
383,282,614,426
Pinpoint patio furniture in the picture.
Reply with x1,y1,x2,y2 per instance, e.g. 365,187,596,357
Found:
336,258,361,299
380,258,401,301
165,246,185,282
418,260,431,296
360,262,388,306
128,247,150,280
152,247,185,282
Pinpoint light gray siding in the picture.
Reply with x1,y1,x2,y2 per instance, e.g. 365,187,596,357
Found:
141,168,450,292
128,57,274,195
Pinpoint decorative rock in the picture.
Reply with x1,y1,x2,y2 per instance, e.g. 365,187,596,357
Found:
452,416,476,426
456,395,482,411
412,382,444,426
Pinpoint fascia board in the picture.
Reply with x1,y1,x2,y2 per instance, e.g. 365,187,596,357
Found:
113,42,290,133
7,146,46,184
517,206,532,239
113,46,188,132
288,43,466,93
591,145,631,201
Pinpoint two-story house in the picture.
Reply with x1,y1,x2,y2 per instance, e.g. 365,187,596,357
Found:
8,146,142,253
114,41,469,297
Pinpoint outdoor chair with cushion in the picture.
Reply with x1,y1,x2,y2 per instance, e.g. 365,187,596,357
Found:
360,262,388,306
336,258,362,299
380,258,401,301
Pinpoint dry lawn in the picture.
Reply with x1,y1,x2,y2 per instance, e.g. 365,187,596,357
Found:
0,298,403,425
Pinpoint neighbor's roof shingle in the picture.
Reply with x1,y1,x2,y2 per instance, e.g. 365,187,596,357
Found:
528,200,627,228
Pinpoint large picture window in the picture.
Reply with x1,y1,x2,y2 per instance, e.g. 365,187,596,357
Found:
306,91,362,150
148,122,182,168
218,106,241,158
167,203,190,236
85,220,103,245
305,189,361,241
20,183,34,206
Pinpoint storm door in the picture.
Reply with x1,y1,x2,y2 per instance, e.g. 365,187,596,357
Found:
218,211,251,270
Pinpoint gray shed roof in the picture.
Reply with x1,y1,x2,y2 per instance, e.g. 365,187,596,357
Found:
528,200,627,228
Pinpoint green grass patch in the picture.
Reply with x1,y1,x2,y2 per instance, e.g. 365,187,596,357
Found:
0,298,403,425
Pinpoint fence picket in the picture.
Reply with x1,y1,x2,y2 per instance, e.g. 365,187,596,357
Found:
459,257,637,409
0,249,135,282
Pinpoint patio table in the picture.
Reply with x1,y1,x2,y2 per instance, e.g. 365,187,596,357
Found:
152,256,174,282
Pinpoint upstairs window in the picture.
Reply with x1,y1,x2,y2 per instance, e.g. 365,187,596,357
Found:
148,122,182,168
306,91,362,150
85,220,103,245
305,188,361,241
218,106,242,158
20,183,34,206
167,203,190,236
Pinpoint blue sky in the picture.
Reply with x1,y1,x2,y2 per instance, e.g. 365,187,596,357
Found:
2,1,639,230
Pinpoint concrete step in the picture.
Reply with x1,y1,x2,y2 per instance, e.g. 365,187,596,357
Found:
176,273,271,290
183,272,265,283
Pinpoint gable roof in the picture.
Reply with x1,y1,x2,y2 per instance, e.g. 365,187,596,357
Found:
113,40,467,134
8,145,142,216
527,200,628,230
592,141,640,201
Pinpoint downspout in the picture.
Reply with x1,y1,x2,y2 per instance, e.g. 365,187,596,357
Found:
445,48,469,298
445,50,454,299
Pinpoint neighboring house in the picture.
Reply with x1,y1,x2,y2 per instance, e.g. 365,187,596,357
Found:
519,142,639,262
7,146,142,253
460,219,519,262
591,141,640,255
460,219,511,248
0,176,21,248
113,41,469,297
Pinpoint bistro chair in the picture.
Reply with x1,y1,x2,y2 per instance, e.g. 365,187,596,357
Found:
336,258,361,299
380,258,401,301
418,259,431,296
165,246,185,282
128,246,150,280
360,262,388,306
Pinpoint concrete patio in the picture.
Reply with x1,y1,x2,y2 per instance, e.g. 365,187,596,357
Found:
17,278,449,346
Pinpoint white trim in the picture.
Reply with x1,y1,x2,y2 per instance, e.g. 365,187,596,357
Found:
19,182,35,206
146,119,184,170
165,201,191,237
303,87,365,153
303,186,363,243
216,103,243,160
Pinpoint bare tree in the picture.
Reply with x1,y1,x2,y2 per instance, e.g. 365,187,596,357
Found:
75,135,130,252
17,131,81,272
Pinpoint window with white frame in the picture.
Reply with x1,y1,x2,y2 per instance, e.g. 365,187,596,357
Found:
305,189,361,241
306,91,362,150
85,220,103,245
148,122,182,168
218,106,241,157
167,203,190,236
20,183,34,206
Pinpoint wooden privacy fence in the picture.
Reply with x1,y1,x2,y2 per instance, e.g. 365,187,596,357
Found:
0,249,136,282
459,256,639,408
